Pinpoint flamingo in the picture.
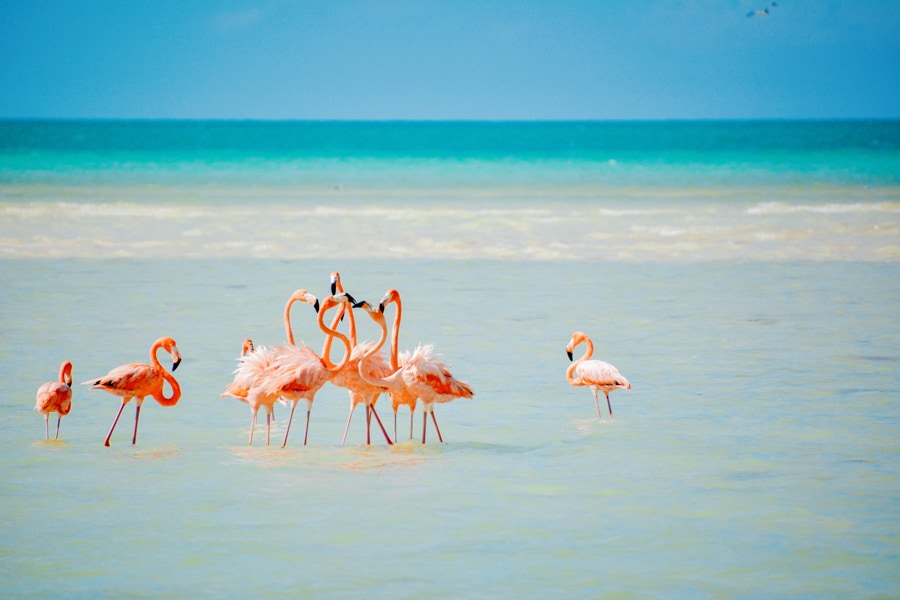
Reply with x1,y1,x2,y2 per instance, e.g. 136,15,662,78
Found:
221,337,279,446
378,289,419,441
35,360,73,440
266,293,353,447
323,274,394,446
84,337,182,446
357,297,474,444
566,331,631,419
222,290,320,446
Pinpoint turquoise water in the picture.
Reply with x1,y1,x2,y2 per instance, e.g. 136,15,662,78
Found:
1,121,899,598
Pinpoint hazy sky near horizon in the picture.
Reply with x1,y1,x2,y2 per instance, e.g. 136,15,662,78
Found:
1,0,898,120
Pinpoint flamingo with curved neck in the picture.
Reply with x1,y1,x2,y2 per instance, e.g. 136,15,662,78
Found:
85,336,182,446
35,360,74,440
357,297,473,444
267,293,353,447
566,331,631,419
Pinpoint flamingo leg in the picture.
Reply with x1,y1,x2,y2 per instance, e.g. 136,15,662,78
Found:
409,409,414,440
303,409,311,446
430,411,443,443
104,401,127,447
606,392,614,419
249,408,257,446
55,416,62,440
393,411,398,443
44,414,50,440
593,390,603,420
132,404,141,445
422,411,428,444
341,403,356,445
370,404,393,445
282,401,298,448
266,412,271,447
365,405,372,445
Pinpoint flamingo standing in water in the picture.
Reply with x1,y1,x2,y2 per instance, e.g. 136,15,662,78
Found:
35,360,73,440
84,337,182,446
267,293,353,447
357,297,474,443
223,290,320,446
566,331,631,419
325,273,394,446
377,289,419,441
221,337,277,446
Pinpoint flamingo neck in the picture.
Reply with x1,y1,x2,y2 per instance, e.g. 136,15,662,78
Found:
388,297,402,372
566,337,594,385
358,312,393,388
284,297,298,345
59,362,73,386
318,301,352,372
149,343,181,406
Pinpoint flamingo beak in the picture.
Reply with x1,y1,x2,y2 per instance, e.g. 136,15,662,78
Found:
313,299,320,313
352,300,367,309
173,357,182,371
343,293,357,305
330,278,338,295
566,350,573,361
378,302,385,313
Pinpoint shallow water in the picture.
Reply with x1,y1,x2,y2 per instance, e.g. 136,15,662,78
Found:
1,259,898,598
2,121,899,597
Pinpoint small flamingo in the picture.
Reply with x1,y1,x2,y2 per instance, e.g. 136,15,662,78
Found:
357,298,473,443
84,337,182,446
222,338,281,446
35,360,73,440
267,293,352,447
566,331,631,419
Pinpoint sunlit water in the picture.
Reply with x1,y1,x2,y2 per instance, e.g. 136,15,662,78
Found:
1,121,898,598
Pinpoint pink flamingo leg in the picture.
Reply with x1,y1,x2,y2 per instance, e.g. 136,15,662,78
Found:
369,404,393,445
55,416,62,440
365,405,372,445
282,402,298,448
132,404,142,445
606,392,614,419
303,409,311,446
104,401,127,446
422,411,428,444
44,415,50,440
266,412,271,446
249,409,257,445
430,411,443,443
341,404,356,445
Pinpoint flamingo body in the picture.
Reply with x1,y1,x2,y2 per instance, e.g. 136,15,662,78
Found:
35,360,73,440
223,340,283,446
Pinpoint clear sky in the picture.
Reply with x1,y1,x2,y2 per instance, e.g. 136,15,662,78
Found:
1,0,898,120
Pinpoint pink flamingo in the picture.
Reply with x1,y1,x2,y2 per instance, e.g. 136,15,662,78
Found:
267,293,352,447
324,273,394,446
378,289,419,441
35,360,73,440
223,290,320,446
566,331,631,419
84,337,182,446
357,297,474,443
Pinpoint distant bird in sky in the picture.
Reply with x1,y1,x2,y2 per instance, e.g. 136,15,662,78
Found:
35,360,73,440
747,2,777,17
85,337,182,446
566,331,631,420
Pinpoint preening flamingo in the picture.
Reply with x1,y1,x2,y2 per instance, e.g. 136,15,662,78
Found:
84,337,182,446
267,293,353,447
222,337,281,446
35,360,73,440
357,298,474,443
566,331,631,419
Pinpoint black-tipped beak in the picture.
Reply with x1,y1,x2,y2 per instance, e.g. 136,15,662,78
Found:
378,302,385,313
331,281,337,295
566,350,573,361
173,357,182,371
344,293,357,305
313,299,320,313
352,300,366,308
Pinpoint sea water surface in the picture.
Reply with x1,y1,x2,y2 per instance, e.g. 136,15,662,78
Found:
1,121,898,598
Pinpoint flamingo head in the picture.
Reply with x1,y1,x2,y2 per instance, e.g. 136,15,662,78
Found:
566,331,589,361
60,360,74,386
241,338,254,356
330,272,341,295
288,289,320,314
379,289,400,311
158,337,182,371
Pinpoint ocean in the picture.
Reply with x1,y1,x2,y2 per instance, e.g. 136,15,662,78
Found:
1,120,898,598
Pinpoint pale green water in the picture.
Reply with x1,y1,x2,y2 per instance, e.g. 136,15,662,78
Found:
1,121,899,597
1,259,898,598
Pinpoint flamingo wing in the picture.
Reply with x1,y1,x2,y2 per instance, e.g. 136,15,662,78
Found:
35,382,72,413
87,362,160,396
576,359,630,390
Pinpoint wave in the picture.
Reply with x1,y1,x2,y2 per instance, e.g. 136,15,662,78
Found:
746,202,900,215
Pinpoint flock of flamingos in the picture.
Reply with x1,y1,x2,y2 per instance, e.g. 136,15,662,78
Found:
34,272,632,446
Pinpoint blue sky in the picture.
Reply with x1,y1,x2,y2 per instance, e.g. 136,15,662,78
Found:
1,0,898,120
